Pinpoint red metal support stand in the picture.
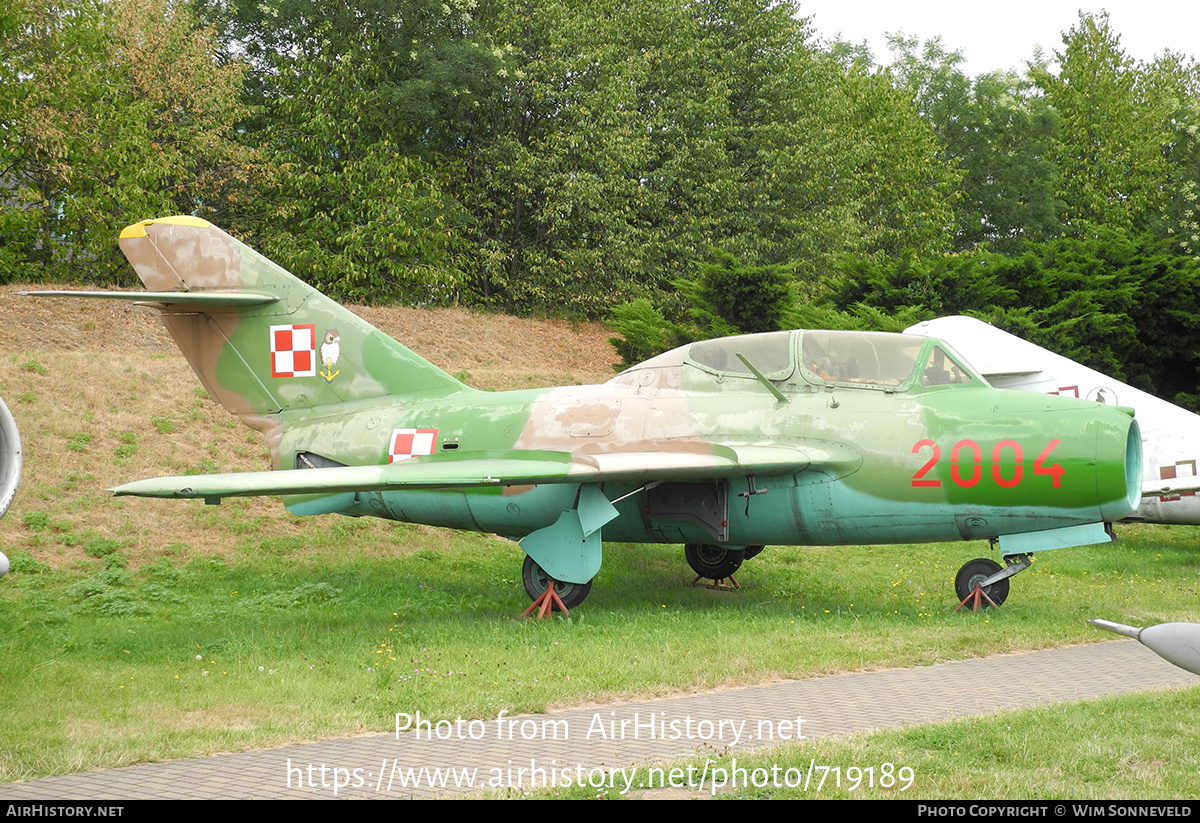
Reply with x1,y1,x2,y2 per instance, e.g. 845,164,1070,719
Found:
522,581,570,618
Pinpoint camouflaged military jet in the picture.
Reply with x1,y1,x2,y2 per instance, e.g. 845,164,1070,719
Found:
25,217,1145,614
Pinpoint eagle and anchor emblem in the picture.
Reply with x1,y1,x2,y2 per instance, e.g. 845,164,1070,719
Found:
318,329,340,383
267,325,341,383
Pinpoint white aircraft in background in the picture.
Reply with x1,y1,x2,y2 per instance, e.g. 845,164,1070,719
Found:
906,316,1200,526
0,395,21,576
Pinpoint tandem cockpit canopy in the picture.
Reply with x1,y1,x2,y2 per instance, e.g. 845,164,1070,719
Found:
619,329,982,392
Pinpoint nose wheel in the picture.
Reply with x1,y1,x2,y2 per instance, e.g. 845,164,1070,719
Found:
954,554,1029,611
955,558,1008,610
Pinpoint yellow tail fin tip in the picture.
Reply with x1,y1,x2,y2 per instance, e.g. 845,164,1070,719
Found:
119,215,212,239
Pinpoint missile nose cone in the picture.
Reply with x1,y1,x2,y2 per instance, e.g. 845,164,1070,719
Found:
0,550,8,578
1087,618,1141,639
1090,619,1200,676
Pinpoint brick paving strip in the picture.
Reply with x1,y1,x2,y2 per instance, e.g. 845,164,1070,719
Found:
2,639,1195,800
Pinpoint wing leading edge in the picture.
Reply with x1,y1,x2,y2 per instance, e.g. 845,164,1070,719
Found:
19,289,279,308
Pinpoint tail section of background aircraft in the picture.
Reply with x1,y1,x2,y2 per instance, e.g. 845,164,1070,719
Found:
0,394,21,577
115,216,470,420
0,395,21,523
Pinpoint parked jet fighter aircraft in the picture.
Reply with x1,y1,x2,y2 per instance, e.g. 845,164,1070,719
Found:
905,316,1200,526
25,218,1144,612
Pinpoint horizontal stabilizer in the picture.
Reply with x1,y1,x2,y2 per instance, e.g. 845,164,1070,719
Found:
975,368,1043,379
20,290,279,308
1143,480,1200,498
111,444,831,500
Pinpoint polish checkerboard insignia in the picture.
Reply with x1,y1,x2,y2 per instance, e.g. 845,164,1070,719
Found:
388,428,439,463
270,324,317,378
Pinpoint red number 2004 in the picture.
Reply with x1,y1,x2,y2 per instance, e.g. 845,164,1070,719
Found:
911,439,1063,489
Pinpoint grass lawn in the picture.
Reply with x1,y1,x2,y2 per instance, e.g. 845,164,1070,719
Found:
1,520,1195,784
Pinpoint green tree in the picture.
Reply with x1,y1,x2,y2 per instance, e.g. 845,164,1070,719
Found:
819,60,959,260
992,233,1200,408
607,299,677,369
887,36,1061,252
459,0,739,314
0,0,43,281
196,0,499,158
246,50,473,302
698,20,959,277
607,251,799,367
462,0,959,315
1146,51,1200,257
195,0,501,302
799,233,1200,408
677,252,797,337
2,0,252,283
1034,12,1173,236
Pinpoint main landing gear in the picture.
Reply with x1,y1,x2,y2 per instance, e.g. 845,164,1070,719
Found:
685,543,765,589
521,555,592,618
954,553,1031,611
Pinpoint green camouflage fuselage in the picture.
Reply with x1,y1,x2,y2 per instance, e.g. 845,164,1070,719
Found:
274,344,1139,549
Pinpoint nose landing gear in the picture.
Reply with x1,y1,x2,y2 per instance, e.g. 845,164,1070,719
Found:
954,554,1031,611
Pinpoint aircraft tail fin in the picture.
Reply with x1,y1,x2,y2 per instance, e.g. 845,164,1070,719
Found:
110,216,469,418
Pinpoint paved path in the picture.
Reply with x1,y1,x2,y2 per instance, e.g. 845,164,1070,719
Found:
3,639,1195,800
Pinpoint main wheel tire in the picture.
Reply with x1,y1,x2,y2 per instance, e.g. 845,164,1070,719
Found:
954,557,1009,607
521,555,592,610
684,543,745,580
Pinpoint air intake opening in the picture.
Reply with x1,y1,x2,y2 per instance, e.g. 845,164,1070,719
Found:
1124,419,1142,511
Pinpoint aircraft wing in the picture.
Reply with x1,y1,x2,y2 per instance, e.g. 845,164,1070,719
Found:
111,444,859,500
